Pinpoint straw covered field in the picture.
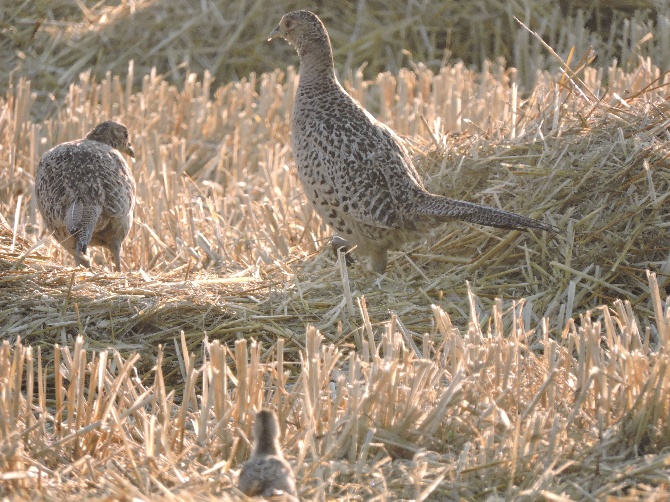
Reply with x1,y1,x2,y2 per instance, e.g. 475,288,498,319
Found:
2,0,670,500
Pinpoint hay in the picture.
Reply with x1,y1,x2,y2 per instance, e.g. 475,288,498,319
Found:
0,56,670,498
2,0,668,119
3,55,670,334
2,268,670,499
2,0,670,499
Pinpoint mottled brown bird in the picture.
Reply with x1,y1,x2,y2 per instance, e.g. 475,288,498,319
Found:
238,409,297,500
270,11,555,273
35,121,136,271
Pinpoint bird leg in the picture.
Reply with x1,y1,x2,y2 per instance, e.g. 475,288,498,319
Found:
110,240,122,272
331,235,355,266
74,240,91,269
369,248,388,274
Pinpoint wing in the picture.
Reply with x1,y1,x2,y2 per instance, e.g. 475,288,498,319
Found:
294,89,424,231
99,149,135,217
238,457,295,497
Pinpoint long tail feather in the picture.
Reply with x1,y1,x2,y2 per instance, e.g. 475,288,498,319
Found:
65,200,103,253
417,192,557,233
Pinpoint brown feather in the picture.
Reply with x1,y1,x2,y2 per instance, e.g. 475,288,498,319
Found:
271,10,555,273
34,121,136,271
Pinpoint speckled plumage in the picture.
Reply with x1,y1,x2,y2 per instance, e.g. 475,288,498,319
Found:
270,11,555,273
238,409,297,500
35,121,136,271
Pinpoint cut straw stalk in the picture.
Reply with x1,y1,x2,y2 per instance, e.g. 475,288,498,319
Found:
1,270,669,498
1,6,670,498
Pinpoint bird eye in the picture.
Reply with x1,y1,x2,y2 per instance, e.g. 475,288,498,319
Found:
285,19,292,29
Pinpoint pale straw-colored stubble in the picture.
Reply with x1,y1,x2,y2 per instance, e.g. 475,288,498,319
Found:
2,22,670,500
6,59,511,277
5,1,669,115
2,271,670,499
5,56,670,301
4,67,299,273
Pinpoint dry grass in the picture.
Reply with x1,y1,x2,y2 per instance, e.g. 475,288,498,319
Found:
2,0,670,500
2,265,670,499
2,0,669,118
0,58,669,499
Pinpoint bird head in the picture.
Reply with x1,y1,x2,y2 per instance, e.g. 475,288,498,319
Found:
86,121,135,159
268,10,329,56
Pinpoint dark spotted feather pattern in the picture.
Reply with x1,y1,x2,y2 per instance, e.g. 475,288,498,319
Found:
238,409,297,500
34,121,136,271
270,11,554,272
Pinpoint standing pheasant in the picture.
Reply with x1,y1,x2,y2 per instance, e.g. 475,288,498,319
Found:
35,121,136,271
269,10,554,273
238,409,297,500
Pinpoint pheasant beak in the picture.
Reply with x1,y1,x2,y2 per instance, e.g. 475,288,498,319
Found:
268,25,283,41
123,143,135,159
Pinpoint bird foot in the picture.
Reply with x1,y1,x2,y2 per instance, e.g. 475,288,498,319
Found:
75,255,92,269
331,236,355,266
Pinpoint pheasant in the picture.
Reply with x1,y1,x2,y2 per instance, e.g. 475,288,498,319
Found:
238,409,297,500
269,10,554,273
35,121,136,271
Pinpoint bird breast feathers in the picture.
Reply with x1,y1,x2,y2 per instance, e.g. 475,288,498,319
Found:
297,137,418,230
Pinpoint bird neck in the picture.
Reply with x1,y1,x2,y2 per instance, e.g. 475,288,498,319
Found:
297,40,337,84
86,129,109,146
253,436,281,457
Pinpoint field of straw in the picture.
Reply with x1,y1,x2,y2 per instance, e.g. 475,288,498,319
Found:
2,0,670,500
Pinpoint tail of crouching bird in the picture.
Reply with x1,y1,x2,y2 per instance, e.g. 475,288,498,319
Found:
65,200,103,264
417,192,556,233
